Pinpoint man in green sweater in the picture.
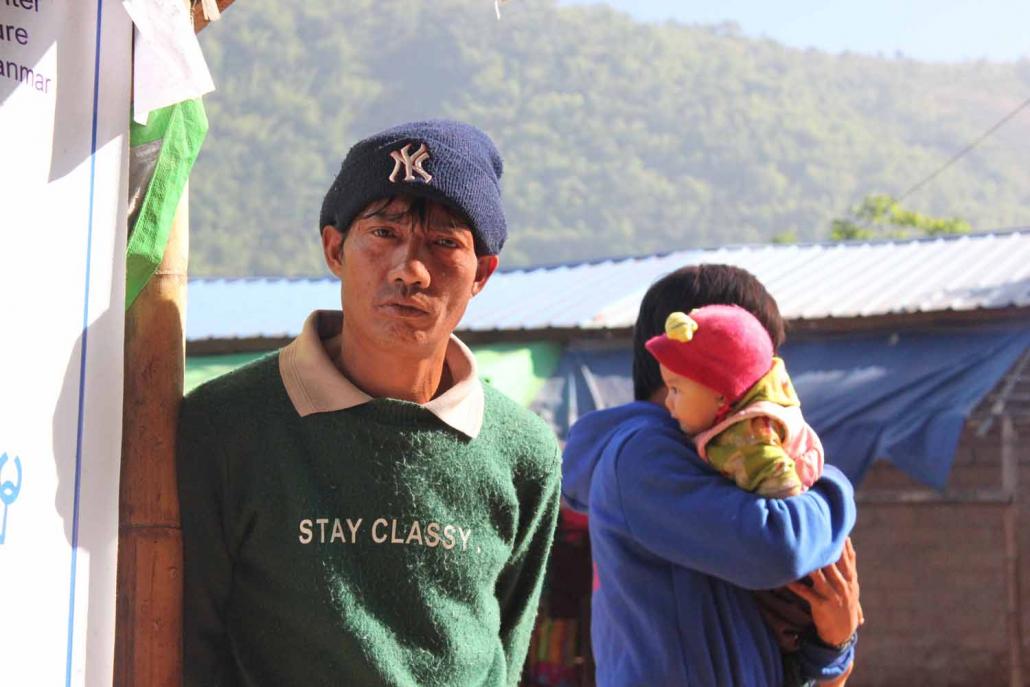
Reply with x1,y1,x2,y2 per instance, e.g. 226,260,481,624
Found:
177,120,562,686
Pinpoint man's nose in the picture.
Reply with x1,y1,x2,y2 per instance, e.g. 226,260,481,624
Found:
388,238,431,291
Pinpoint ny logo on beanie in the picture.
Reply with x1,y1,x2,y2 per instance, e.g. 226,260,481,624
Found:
388,143,433,183
320,120,508,254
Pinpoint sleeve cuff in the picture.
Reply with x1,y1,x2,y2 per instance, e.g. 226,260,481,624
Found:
797,632,857,681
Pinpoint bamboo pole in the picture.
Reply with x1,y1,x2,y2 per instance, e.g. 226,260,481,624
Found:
114,189,188,686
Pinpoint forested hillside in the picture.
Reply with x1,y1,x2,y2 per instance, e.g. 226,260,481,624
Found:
189,0,1030,276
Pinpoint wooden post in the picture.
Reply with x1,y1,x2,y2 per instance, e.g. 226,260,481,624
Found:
191,0,236,32
1001,415,1023,687
114,189,188,686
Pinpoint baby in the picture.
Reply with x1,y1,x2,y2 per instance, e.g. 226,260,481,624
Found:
645,304,823,497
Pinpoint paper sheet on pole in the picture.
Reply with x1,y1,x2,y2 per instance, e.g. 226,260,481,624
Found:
124,0,214,124
0,1,131,685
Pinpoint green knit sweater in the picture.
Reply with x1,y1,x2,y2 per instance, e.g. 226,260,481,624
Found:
177,354,561,687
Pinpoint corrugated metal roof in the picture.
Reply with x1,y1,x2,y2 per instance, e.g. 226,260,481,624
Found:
186,230,1030,341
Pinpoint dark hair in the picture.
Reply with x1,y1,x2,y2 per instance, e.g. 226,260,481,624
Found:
632,264,785,400
329,194,484,257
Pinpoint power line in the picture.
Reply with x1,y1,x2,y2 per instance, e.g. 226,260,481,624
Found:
897,94,1030,202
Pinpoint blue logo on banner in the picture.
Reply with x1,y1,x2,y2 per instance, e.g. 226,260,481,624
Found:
0,452,23,545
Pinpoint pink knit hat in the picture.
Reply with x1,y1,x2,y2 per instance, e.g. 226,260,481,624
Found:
645,304,774,403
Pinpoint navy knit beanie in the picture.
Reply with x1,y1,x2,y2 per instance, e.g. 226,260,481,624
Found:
319,119,507,255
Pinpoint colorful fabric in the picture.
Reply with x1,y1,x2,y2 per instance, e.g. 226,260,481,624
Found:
125,98,207,309
177,351,561,686
695,358,824,497
525,618,582,687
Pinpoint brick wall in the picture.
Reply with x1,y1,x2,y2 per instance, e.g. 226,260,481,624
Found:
848,425,1026,686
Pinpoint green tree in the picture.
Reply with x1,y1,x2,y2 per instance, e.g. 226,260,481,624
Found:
188,0,1029,276
830,194,971,241
771,229,799,244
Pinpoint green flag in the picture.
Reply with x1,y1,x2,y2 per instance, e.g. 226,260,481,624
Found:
125,99,208,309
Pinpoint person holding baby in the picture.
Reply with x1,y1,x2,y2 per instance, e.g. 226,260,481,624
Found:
562,264,862,686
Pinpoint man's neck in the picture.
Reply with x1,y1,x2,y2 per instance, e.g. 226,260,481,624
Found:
333,328,452,404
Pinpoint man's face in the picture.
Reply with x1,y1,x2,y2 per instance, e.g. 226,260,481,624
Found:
322,197,498,357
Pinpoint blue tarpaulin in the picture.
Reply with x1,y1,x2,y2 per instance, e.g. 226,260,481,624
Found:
785,325,1029,489
534,325,1030,489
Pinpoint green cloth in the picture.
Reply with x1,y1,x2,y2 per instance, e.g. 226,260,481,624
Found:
185,352,268,394
472,342,561,407
126,100,208,309
185,342,562,404
177,355,562,686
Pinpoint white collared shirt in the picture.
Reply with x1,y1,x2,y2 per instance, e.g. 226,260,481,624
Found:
278,310,485,438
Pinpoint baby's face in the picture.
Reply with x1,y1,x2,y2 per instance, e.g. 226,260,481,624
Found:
659,365,724,435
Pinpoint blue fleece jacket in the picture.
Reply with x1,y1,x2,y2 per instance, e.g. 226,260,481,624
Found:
562,402,856,687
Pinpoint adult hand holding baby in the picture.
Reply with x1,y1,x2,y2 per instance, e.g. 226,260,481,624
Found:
788,537,864,648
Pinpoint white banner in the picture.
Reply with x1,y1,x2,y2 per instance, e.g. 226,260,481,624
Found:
0,1,130,685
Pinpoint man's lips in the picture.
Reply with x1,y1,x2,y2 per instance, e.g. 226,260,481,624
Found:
379,300,431,317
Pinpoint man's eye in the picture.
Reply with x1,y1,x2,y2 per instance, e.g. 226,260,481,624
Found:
435,238,459,248
371,227,394,238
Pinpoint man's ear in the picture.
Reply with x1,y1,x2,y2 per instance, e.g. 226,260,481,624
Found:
321,225,346,278
471,255,499,296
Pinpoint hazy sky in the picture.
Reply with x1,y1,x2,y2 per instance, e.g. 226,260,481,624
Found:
558,0,1030,63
